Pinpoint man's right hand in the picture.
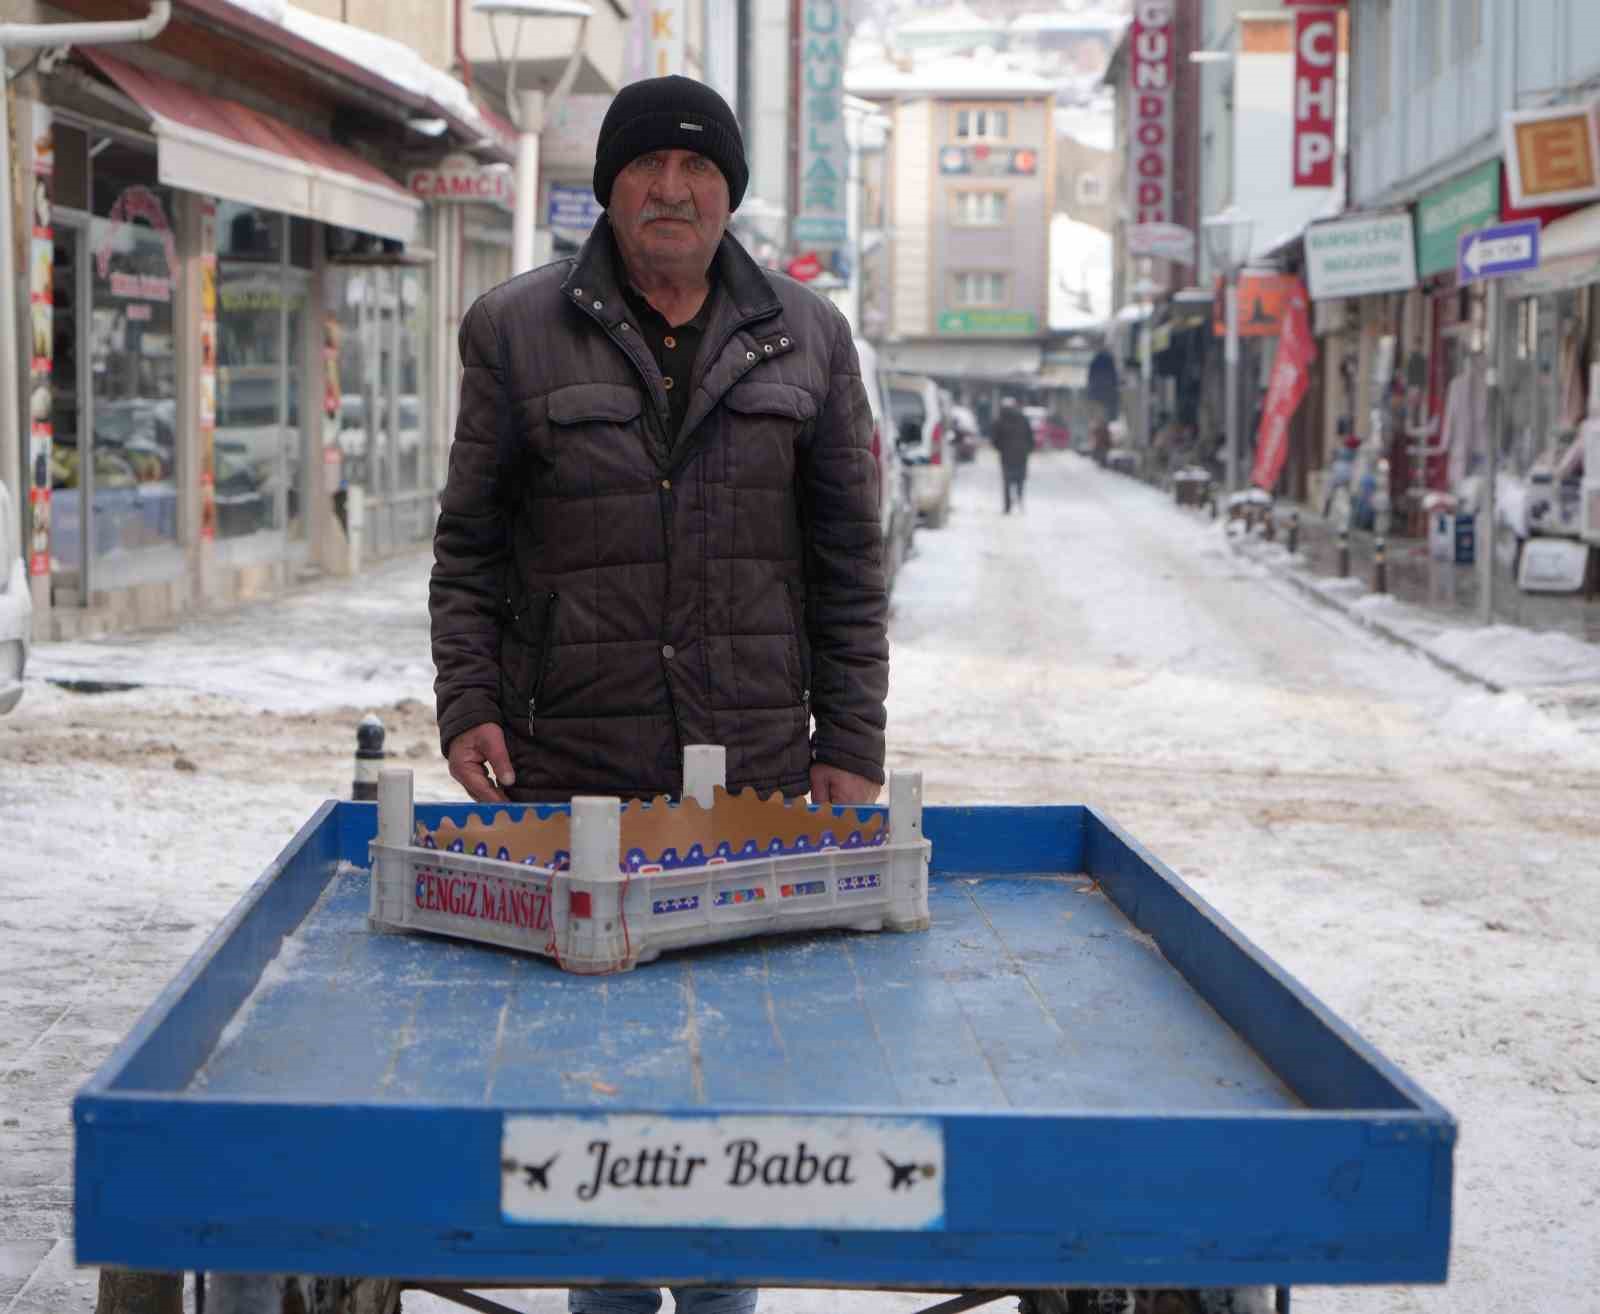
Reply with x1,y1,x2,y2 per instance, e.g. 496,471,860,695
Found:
446,722,515,803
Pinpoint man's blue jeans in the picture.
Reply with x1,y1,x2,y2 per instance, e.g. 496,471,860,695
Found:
568,1287,758,1314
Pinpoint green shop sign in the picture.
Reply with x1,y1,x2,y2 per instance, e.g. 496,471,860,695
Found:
1416,159,1501,277
939,310,1039,334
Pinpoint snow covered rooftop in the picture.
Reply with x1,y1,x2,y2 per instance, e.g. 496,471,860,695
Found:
220,0,501,148
846,55,1058,98
896,3,1002,35
1011,10,1129,34
1050,213,1114,333
1055,104,1114,152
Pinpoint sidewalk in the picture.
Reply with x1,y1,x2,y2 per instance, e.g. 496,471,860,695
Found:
1220,499,1600,700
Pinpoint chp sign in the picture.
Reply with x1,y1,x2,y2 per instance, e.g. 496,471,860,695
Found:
1293,9,1339,188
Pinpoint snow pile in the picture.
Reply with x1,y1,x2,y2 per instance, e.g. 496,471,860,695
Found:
219,0,494,142
1429,622,1600,689
1050,213,1113,332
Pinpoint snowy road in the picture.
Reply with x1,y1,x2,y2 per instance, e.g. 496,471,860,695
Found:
3,448,1598,1313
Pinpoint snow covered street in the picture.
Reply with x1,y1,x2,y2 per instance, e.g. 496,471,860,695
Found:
3,448,1598,1313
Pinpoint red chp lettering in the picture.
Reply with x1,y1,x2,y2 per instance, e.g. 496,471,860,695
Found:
1128,1,1174,224
1293,10,1338,188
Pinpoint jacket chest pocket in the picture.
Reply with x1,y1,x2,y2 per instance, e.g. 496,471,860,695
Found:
541,382,649,492
721,380,818,490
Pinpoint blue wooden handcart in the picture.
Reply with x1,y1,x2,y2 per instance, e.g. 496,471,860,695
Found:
74,794,1454,1312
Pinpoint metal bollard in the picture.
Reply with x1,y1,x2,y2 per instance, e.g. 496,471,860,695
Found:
353,713,386,801
1263,508,1276,543
1287,509,1300,555
1337,528,1350,578
1373,536,1388,594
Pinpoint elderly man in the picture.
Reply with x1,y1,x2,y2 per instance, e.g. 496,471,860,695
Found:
431,74,887,821
431,77,889,1314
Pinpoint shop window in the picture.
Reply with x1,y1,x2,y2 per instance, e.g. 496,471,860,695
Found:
53,123,88,212
290,216,314,269
329,264,433,548
215,201,309,543
85,144,180,573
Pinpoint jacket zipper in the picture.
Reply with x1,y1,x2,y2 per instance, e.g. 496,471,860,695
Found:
525,591,560,735
784,581,811,707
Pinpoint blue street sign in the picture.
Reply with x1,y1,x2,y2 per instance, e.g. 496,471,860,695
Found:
1458,219,1541,284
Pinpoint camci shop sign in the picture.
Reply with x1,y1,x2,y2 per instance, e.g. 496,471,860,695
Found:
407,156,511,208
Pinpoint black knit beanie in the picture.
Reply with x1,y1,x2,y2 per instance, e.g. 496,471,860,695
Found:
593,75,748,211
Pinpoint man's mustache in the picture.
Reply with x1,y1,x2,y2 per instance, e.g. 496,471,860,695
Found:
640,202,698,223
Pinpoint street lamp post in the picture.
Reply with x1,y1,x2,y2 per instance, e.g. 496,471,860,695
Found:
1203,206,1255,494
1130,275,1161,463
473,0,593,276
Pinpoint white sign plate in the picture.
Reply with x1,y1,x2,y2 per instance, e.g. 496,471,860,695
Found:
502,1114,946,1230
1304,212,1419,301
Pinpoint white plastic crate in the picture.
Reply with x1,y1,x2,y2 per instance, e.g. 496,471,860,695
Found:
368,747,931,974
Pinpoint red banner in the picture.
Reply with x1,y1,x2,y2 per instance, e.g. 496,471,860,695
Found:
1250,279,1316,493
1293,9,1338,188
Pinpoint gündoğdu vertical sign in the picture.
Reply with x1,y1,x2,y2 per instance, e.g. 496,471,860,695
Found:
1250,278,1316,492
1293,9,1338,188
793,0,848,249
1128,0,1175,226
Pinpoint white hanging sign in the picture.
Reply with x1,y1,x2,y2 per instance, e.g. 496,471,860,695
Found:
502,1114,946,1230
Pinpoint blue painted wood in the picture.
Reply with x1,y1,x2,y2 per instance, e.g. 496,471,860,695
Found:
74,799,1455,1289
1084,813,1446,1117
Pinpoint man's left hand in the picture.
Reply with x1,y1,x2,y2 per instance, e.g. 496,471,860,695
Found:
810,763,880,806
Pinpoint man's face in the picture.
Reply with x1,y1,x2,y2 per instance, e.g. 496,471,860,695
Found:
608,148,730,280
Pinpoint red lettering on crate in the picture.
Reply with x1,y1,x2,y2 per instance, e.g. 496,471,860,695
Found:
414,867,551,932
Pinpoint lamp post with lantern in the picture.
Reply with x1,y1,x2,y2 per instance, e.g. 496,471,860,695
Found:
1203,205,1256,494
472,0,593,276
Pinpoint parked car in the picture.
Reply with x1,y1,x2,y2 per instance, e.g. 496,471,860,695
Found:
1023,405,1072,452
855,339,916,595
884,371,954,528
948,402,981,463
0,480,33,714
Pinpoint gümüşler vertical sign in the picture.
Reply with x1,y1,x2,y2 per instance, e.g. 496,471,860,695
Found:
1293,9,1338,188
1250,278,1316,492
794,1,848,249
1129,0,1175,226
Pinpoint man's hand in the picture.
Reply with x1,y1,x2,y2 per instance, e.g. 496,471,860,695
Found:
447,722,515,803
809,762,880,806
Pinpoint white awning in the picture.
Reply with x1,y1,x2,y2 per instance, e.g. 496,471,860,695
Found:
879,340,1043,380
85,49,421,246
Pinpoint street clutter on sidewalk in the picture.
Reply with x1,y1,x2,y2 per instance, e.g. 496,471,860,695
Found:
1221,500,1600,697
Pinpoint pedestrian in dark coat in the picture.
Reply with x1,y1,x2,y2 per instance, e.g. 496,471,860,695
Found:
431,74,889,814
992,397,1035,513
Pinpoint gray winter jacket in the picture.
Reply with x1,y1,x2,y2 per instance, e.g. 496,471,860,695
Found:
430,218,888,801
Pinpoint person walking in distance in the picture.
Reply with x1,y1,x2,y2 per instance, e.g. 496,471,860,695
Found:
993,396,1035,513
429,75,891,1314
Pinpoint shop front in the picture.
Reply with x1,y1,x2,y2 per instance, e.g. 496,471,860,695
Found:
47,124,182,605
20,34,465,637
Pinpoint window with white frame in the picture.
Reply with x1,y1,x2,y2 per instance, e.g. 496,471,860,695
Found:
953,271,1007,307
1076,172,1107,207
953,190,1007,225
954,106,1010,141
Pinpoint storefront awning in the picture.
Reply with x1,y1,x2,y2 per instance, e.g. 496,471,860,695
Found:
84,50,421,246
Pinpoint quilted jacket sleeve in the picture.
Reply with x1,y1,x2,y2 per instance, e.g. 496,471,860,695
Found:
802,307,890,783
430,297,511,755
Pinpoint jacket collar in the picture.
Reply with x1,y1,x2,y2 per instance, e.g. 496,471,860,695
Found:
563,214,782,327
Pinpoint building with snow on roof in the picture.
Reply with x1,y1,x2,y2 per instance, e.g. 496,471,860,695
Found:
845,52,1057,406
